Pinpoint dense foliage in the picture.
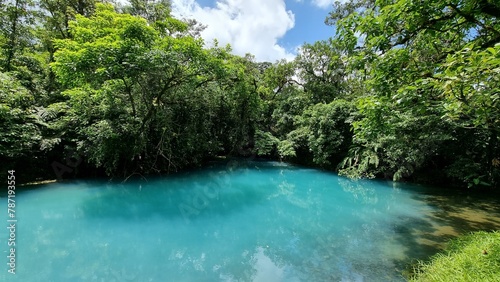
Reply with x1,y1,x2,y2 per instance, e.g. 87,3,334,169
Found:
1,0,499,188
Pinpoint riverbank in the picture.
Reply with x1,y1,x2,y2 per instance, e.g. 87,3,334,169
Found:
410,231,500,281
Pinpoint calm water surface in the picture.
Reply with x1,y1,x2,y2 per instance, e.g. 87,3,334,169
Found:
1,161,500,281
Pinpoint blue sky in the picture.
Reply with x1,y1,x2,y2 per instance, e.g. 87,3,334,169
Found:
171,0,338,62
279,0,336,51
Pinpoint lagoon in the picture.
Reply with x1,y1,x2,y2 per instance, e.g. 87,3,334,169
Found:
1,161,500,281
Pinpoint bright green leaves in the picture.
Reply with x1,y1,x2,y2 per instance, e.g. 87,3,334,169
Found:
428,43,500,187
3,0,498,187
347,93,450,181
254,130,280,156
50,4,204,174
52,4,157,88
154,17,190,37
435,43,500,130
324,0,500,186
50,4,265,176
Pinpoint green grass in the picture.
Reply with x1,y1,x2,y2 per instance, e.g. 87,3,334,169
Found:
410,231,500,282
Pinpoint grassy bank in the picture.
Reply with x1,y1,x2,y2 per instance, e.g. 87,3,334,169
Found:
410,231,500,281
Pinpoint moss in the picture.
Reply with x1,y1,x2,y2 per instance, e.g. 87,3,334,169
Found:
410,231,500,282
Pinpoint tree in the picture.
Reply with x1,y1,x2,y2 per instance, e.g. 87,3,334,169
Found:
0,72,47,180
51,4,262,176
296,40,347,104
121,0,171,24
431,43,500,187
0,0,35,72
328,0,500,186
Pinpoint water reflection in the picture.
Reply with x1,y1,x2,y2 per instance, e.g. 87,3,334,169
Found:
337,177,379,204
249,247,286,282
3,162,500,282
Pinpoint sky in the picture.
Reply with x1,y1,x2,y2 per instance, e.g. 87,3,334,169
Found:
171,0,339,62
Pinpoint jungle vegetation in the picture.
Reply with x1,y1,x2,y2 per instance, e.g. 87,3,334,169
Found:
1,0,499,189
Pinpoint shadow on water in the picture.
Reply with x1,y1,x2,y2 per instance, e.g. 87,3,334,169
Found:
336,178,500,280
415,189,500,240
390,185,500,276
1,181,54,196
79,173,270,221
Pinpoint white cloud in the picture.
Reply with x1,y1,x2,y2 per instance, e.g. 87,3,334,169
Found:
311,0,338,9
171,0,296,62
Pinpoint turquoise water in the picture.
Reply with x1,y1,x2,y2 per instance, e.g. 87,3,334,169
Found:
1,161,496,281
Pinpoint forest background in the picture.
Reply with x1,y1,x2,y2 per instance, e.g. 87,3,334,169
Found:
1,0,499,189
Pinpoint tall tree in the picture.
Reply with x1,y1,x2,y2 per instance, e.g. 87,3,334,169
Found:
0,0,35,72
329,0,500,186
51,4,260,176
121,0,171,23
296,40,347,104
